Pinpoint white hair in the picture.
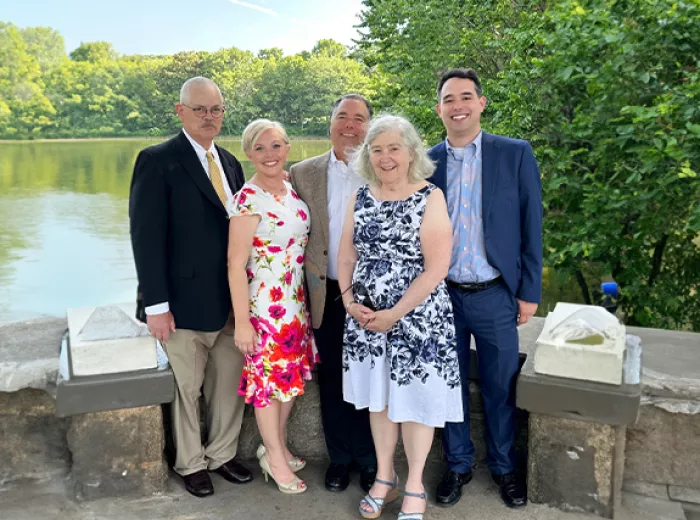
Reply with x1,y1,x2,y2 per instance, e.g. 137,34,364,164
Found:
351,114,435,185
179,77,223,104
241,119,289,153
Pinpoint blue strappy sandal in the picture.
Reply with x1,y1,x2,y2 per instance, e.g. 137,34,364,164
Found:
359,473,399,519
397,488,428,520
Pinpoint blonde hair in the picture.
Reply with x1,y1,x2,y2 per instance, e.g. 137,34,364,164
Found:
351,114,435,185
241,119,289,153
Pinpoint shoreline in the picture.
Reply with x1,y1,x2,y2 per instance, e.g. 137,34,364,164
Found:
0,135,330,144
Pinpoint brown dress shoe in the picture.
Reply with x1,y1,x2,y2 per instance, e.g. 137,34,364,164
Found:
212,457,253,484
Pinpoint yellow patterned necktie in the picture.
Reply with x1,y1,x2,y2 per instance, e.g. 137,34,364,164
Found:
206,151,228,205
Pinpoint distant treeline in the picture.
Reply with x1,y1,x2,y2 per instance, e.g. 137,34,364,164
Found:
0,23,373,139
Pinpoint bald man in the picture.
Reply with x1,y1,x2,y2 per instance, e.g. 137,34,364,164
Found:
129,77,251,497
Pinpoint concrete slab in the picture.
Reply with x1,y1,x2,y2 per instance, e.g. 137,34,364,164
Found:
517,354,641,426
0,462,621,520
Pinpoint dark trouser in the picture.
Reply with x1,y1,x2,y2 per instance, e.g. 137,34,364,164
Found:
442,282,520,475
313,279,376,468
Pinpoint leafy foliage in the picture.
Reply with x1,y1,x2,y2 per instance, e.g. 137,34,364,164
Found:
358,0,700,330
0,23,373,138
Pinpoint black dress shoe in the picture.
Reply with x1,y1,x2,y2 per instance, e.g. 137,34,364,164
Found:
325,463,350,492
359,465,377,493
492,472,527,508
183,470,214,497
435,469,473,507
212,457,253,484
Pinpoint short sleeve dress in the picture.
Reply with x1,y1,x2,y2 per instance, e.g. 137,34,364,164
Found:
227,181,318,408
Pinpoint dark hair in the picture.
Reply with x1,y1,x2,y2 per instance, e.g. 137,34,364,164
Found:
331,93,373,119
436,68,483,100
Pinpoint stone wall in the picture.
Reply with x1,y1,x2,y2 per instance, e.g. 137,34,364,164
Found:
2,315,699,512
621,327,700,516
0,389,71,484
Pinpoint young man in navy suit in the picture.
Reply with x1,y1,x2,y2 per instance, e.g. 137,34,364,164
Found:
429,68,543,509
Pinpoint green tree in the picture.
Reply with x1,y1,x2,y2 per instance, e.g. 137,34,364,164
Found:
69,41,119,63
312,39,347,59
356,0,537,140
493,0,700,330
20,26,66,73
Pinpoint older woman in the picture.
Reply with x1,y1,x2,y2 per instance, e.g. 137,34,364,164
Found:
337,115,463,519
227,119,317,495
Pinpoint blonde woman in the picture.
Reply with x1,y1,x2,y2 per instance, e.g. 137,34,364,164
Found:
227,119,318,494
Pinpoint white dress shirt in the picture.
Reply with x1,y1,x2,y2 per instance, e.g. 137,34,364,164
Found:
145,130,233,316
327,149,365,280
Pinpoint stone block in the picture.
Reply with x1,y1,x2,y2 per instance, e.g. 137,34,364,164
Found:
0,317,64,393
622,492,686,520
0,389,71,484
626,404,700,487
518,353,641,426
669,485,700,505
534,303,625,385
67,405,167,500
622,479,669,500
528,413,626,518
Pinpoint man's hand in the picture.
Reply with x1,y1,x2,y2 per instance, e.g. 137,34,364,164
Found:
147,311,176,342
516,299,538,326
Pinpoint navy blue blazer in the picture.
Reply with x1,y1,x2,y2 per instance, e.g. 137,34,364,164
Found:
428,132,543,303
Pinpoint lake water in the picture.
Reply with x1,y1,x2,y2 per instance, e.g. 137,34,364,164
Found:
0,138,331,324
0,138,580,324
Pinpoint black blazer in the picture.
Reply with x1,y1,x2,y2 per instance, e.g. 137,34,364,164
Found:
129,131,245,331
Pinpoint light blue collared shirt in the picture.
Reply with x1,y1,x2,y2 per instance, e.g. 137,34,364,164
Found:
445,132,500,283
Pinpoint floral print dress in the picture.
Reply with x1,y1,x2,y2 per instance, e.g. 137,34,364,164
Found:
343,184,463,427
227,181,318,408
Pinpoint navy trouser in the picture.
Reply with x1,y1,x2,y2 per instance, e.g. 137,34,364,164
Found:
442,282,520,475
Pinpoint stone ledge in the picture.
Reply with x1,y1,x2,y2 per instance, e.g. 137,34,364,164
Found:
622,479,670,500
0,317,66,393
622,492,686,520
669,485,700,505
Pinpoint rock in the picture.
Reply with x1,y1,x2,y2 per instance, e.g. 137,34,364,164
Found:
622,479,669,500
67,406,167,500
626,405,700,487
622,492,686,520
528,413,626,518
0,389,71,484
669,485,700,505
0,317,64,392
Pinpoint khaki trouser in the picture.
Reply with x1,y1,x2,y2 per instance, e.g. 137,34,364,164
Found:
163,319,245,476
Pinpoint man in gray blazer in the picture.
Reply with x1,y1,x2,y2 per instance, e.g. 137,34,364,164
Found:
290,94,377,493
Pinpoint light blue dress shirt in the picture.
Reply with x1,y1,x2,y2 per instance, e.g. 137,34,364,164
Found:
445,132,501,283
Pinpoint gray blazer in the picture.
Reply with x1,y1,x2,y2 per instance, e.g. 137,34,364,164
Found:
290,152,332,329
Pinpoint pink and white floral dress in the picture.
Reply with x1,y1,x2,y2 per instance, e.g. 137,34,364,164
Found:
227,180,318,408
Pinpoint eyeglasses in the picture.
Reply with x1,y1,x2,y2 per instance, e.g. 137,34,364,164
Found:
183,105,225,119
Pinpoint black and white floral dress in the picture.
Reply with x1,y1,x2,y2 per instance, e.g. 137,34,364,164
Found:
343,183,463,427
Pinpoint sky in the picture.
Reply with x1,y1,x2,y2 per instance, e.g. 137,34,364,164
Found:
0,0,367,56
